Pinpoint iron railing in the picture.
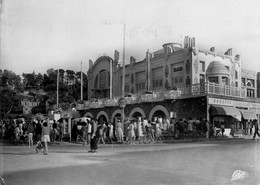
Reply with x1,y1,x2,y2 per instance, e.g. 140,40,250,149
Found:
77,82,250,110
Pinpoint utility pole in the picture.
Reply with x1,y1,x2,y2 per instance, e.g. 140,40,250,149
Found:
56,69,59,106
121,24,126,123
81,61,83,100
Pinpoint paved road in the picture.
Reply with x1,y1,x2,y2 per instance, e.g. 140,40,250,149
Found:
1,139,260,185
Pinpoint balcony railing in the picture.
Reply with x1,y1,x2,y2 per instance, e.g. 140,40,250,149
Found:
77,82,250,110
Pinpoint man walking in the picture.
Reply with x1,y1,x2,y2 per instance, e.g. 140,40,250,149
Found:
252,119,260,140
88,119,98,153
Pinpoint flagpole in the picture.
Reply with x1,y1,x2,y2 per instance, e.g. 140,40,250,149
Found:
81,61,83,100
121,24,126,123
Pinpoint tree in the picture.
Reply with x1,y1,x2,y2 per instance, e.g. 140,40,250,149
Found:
0,70,23,118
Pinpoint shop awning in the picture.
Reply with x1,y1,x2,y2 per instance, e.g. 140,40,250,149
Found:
239,109,257,120
210,105,241,121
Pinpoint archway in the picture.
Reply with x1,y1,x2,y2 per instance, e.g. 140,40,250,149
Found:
129,107,146,119
96,111,109,124
111,109,125,123
84,112,93,118
149,105,170,121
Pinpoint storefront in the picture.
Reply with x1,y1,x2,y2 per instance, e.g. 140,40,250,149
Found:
208,97,260,136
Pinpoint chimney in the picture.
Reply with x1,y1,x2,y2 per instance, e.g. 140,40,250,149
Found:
227,48,232,56
191,37,195,47
235,55,240,60
210,47,215,52
184,36,189,48
130,56,136,64
114,50,119,62
225,48,232,56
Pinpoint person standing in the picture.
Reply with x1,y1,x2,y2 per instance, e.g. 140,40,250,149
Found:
41,122,50,155
220,121,225,137
137,119,144,144
128,121,135,145
116,119,124,142
205,120,210,139
89,119,98,153
252,119,260,140
27,121,35,148
108,122,114,144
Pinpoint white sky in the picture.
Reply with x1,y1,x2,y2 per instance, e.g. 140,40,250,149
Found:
1,0,260,75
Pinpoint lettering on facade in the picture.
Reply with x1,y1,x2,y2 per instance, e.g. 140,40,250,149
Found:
209,98,233,106
209,98,260,109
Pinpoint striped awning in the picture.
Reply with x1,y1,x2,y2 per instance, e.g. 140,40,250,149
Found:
239,109,257,120
210,105,241,121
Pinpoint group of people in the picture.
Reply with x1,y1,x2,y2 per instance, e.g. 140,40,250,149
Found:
72,116,213,146
0,119,66,155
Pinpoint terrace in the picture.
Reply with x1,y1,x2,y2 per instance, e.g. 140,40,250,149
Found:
76,82,257,110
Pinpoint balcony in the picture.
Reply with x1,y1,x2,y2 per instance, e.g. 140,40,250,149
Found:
76,82,251,110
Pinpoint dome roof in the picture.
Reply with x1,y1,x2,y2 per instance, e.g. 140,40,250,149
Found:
206,61,230,76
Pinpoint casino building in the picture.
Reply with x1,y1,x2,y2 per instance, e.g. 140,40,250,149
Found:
76,36,260,133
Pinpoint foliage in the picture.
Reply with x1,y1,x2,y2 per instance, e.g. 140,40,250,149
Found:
1,68,88,118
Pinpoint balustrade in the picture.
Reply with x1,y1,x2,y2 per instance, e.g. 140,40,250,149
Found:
76,82,250,110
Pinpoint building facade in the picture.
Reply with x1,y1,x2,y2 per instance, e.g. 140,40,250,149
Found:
77,36,260,131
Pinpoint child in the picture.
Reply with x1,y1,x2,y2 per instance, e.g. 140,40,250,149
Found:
35,140,43,154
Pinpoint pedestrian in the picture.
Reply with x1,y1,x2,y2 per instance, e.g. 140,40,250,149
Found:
108,122,114,144
116,119,124,142
58,121,64,142
52,120,58,142
178,119,185,140
41,122,50,155
89,119,98,153
81,119,87,147
35,120,42,142
86,119,91,145
27,121,35,148
252,119,260,140
98,122,106,144
230,122,235,138
205,120,210,139
137,119,144,143
220,121,225,137
128,121,136,145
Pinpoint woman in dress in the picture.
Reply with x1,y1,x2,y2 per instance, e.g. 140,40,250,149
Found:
137,119,144,143
116,119,124,142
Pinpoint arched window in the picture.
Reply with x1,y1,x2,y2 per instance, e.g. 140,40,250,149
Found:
94,75,98,89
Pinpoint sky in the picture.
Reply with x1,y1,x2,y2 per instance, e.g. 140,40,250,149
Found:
1,0,260,75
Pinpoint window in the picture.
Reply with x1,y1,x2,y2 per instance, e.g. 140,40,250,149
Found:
235,82,238,87
247,89,255,97
136,82,146,92
247,79,255,87
199,61,205,72
152,67,163,89
209,77,218,83
125,85,130,94
173,66,183,72
200,74,205,84
222,77,229,85
135,71,146,92
241,78,245,86
99,70,107,89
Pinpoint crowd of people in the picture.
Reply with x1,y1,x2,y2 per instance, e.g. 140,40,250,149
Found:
0,119,65,154
71,117,213,147
0,116,259,154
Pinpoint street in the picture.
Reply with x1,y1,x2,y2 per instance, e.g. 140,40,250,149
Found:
1,139,260,185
